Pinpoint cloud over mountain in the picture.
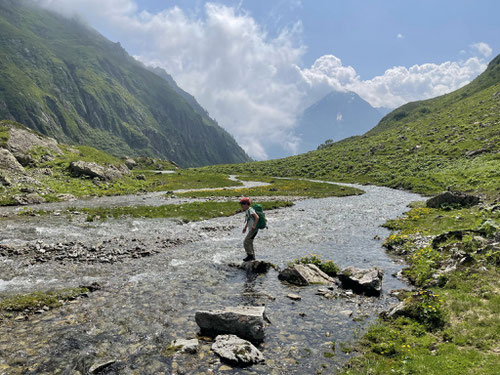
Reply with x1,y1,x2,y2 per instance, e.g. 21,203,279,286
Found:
33,0,490,159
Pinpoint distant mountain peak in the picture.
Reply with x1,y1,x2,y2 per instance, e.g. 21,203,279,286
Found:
291,90,384,154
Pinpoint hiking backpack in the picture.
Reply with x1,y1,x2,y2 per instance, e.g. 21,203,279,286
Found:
252,204,267,229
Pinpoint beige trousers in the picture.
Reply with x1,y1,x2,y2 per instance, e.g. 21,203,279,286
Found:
243,228,259,257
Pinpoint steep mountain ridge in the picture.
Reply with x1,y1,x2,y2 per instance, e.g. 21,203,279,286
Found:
0,0,250,167
205,54,500,198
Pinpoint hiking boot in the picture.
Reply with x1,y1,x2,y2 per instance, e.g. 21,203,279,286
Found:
242,255,255,262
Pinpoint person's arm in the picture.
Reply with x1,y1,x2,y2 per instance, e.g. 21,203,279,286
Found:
243,215,248,233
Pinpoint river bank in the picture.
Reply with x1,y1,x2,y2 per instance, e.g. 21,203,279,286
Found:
340,200,500,375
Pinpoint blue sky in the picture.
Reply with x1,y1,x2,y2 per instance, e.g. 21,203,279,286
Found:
128,0,500,77
37,0,499,159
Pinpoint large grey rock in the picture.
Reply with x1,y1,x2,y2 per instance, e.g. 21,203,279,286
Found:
426,191,480,208
13,193,45,205
13,152,34,167
124,158,137,169
69,161,130,181
6,125,62,155
0,149,25,173
278,264,334,286
171,339,199,354
338,267,384,296
195,306,267,342
211,335,264,366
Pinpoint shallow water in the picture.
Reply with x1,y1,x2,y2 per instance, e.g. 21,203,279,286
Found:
0,182,422,374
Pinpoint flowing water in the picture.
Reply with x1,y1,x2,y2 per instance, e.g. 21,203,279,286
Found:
0,181,422,375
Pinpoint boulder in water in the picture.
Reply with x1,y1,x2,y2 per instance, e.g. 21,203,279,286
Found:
338,266,383,296
195,306,267,342
211,334,264,366
278,264,334,286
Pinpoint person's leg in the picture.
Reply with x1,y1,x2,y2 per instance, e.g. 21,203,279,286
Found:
243,228,258,260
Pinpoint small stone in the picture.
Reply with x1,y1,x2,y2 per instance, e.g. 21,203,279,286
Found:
286,293,301,301
171,339,199,354
339,310,353,317
89,360,116,374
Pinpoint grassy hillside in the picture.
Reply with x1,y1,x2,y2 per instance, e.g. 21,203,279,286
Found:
0,0,250,167
205,55,500,199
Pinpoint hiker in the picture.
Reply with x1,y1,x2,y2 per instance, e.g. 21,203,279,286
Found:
240,197,259,261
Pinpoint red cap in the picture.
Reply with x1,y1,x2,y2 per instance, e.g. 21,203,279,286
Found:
239,197,251,205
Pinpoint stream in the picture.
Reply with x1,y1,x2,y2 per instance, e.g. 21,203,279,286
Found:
0,180,423,375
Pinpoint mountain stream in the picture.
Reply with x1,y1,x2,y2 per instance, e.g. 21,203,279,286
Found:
0,179,423,374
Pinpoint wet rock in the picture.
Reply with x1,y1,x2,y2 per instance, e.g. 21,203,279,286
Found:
4,238,178,265
171,339,199,354
426,191,480,208
69,161,130,181
339,310,353,317
278,264,334,286
195,306,267,343
89,360,116,374
338,267,383,296
230,260,275,274
211,334,264,366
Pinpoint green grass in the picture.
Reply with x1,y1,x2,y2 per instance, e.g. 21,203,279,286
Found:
0,123,10,147
341,205,500,375
177,175,364,198
0,287,90,320
202,59,500,199
64,200,294,222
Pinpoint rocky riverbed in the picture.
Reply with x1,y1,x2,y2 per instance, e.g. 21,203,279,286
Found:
0,182,423,374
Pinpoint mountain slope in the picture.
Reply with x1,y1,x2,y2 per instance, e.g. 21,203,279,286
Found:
0,0,250,167
294,91,384,153
205,54,500,198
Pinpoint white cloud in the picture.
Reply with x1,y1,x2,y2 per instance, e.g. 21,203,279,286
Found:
33,0,490,159
397,33,404,39
470,42,492,58
298,55,487,108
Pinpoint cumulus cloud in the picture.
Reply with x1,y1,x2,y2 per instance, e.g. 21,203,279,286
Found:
470,42,492,58
299,55,487,108
32,0,490,159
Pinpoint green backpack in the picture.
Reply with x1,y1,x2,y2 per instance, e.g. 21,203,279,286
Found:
252,204,267,229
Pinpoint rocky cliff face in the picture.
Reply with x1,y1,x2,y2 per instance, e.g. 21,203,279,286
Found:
0,1,250,167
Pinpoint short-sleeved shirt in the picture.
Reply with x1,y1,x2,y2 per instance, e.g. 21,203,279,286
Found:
246,207,257,229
